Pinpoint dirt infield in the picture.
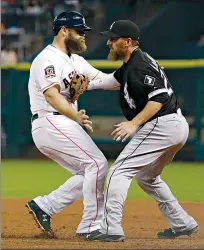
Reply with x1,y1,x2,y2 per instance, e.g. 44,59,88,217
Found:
2,199,204,249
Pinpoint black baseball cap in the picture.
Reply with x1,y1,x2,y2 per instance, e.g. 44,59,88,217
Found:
100,20,140,40
53,11,91,35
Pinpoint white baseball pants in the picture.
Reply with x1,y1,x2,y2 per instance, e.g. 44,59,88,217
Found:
31,113,108,234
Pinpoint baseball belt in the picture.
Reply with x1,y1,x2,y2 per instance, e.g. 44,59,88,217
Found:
31,112,61,122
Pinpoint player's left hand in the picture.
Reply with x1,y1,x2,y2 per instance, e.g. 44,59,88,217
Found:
77,109,93,132
111,121,138,142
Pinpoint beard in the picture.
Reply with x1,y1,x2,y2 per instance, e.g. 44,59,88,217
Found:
107,49,120,61
65,33,87,53
107,48,126,61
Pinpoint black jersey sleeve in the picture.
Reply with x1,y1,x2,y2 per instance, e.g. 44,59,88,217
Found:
133,63,172,102
150,92,170,105
114,68,122,83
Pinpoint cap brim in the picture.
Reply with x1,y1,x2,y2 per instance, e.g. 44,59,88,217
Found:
100,30,120,38
72,24,92,31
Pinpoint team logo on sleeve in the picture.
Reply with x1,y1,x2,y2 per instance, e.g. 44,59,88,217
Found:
144,75,155,86
44,65,56,78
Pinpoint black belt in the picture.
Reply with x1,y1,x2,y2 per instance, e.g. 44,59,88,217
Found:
31,112,61,122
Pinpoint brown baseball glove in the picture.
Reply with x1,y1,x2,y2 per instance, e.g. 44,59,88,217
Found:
70,73,89,103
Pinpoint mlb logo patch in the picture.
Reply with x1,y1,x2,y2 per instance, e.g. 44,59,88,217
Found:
44,65,56,78
144,75,155,86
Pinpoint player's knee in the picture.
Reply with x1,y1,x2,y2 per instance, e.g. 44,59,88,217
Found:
135,174,158,191
135,177,146,189
85,156,108,178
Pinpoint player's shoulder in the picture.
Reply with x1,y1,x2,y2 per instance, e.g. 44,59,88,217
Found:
39,45,56,60
71,53,87,63
31,46,56,66
132,49,148,65
72,53,92,69
132,49,156,71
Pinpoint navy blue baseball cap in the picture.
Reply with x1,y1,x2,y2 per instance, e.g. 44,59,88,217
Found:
100,20,140,40
53,11,91,35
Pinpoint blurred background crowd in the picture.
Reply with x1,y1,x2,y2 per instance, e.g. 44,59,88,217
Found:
1,0,103,63
1,0,204,161
1,0,204,65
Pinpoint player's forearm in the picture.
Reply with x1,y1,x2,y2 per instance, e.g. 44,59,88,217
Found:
132,101,163,126
88,72,120,90
45,90,78,122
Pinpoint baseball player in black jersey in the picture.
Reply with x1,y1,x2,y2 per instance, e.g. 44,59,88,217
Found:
86,20,198,242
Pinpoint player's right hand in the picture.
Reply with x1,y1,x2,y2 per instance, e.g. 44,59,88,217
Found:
76,109,93,132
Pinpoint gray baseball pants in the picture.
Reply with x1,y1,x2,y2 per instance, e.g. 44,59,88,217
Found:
100,112,198,236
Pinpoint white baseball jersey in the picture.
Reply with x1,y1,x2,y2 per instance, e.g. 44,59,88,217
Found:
29,44,109,234
28,45,100,115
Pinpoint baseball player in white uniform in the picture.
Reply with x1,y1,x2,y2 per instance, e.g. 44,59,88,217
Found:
26,11,119,236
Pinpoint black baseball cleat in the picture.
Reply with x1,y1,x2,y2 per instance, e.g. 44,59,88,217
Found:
26,200,53,235
86,230,125,242
157,225,198,239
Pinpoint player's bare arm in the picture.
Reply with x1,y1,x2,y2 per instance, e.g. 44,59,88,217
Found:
131,101,163,127
112,101,163,142
44,85,93,132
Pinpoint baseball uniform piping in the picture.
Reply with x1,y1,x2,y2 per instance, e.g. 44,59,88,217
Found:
45,117,99,232
42,82,59,92
104,118,158,234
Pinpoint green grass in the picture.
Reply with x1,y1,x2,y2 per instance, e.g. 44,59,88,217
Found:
1,160,204,201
